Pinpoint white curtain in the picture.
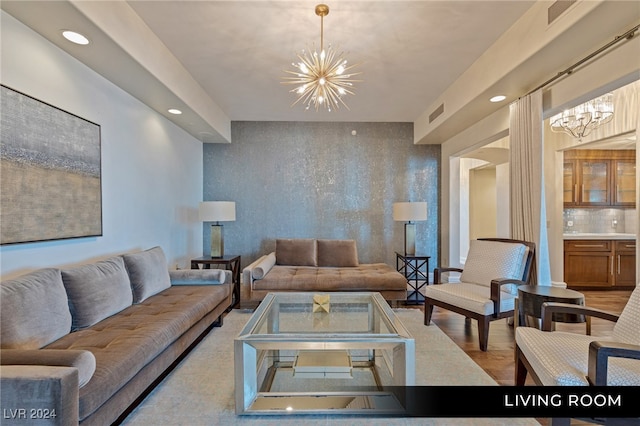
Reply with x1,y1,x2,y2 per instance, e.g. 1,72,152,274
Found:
509,90,552,286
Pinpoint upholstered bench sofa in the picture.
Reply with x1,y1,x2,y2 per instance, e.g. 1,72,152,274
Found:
242,238,407,302
0,246,232,426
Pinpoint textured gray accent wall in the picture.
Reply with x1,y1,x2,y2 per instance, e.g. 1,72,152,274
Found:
203,121,440,270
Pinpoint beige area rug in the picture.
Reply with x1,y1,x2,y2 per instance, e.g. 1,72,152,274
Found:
121,309,539,425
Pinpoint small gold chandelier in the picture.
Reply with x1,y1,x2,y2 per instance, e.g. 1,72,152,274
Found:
283,4,361,112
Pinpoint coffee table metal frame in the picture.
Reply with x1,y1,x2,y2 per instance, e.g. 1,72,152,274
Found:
234,292,415,415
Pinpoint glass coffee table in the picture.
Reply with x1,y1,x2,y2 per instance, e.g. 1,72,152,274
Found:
234,292,415,415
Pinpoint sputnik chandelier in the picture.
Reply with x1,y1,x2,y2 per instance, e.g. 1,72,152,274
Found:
283,4,361,112
550,92,614,140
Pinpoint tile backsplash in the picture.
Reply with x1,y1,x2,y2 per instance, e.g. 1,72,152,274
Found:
564,208,637,234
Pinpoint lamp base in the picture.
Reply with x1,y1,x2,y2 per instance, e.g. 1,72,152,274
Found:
210,224,224,258
404,223,416,255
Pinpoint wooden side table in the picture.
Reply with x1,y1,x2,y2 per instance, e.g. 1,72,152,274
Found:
395,252,430,304
517,285,587,331
191,255,241,309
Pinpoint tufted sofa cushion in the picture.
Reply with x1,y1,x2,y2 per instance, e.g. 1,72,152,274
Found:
1,268,72,349
276,238,317,266
460,239,528,291
251,263,406,293
62,257,133,331
516,326,640,386
45,284,230,421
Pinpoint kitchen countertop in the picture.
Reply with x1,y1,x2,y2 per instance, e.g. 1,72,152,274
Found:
563,233,636,240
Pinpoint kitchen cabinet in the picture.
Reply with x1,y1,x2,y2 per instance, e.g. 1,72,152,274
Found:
564,239,636,289
614,240,637,286
563,150,636,208
614,159,637,206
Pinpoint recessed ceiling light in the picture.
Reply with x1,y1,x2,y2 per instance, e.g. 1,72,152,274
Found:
168,109,182,115
490,95,506,103
62,30,89,45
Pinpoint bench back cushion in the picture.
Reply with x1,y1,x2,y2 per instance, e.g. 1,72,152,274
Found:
123,246,171,303
62,256,133,330
460,240,529,289
1,268,72,349
317,239,359,267
276,238,317,266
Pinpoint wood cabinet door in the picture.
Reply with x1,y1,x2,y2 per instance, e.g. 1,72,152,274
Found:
563,161,578,206
613,159,636,207
579,160,610,206
614,240,636,287
564,251,613,287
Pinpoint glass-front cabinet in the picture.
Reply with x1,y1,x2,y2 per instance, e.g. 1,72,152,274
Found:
563,149,636,208
614,159,637,206
580,159,610,205
563,161,578,205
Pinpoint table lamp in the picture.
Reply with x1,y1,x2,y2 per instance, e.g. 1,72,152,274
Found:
393,202,427,255
199,201,236,258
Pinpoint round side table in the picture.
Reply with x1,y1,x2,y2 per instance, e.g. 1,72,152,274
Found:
517,285,587,331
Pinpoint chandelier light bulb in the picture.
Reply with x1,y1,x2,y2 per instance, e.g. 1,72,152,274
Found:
282,4,362,112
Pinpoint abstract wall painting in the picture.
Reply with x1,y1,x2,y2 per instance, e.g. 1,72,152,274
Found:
0,85,102,245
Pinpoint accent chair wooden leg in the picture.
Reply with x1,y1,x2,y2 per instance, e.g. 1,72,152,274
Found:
478,317,490,352
424,303,434,325
515,347,528,386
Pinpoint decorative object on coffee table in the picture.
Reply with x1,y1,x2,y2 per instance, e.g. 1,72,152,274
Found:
392,202,427,255
199,201,235,257
312,293,330,313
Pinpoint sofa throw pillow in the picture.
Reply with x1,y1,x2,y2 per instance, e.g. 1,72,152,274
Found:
317,239,359,267
252,252,277,280
123,246,171,303
276,239,317,266
460,240,528,291
62,256,133,331
1,268,72,349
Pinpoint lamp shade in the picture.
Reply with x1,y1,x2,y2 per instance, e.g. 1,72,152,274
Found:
199,201,236,222
392,202,427,222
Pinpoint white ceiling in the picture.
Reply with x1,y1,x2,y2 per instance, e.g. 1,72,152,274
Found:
123,0,533,123
2,1,638,144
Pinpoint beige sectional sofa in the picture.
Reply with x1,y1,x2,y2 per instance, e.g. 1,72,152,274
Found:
243,238,408,302
0,246,232,426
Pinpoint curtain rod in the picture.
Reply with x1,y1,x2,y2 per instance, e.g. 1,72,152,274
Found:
525,23,639,96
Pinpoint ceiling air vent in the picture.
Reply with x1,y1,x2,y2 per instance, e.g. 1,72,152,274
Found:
429,103,444,124
548,0,576,25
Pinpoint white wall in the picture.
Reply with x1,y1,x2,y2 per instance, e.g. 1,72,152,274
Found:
470,167,497,240
0,12,204,279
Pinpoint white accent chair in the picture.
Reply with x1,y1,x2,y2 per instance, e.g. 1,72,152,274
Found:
515,286,640,425
424,238,535,351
